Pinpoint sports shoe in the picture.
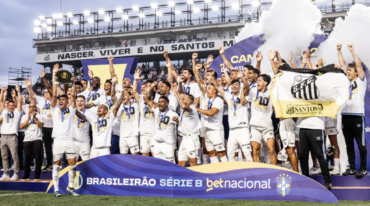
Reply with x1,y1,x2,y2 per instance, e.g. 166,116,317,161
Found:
9,166,14,171
324,182,332,190
309,166,318,174
21,176,30,181
54,191,61,197
66,187,79,196
30,166,35,171
355,169,368,177
330,168,340,175
0,174,10,181
342,169,356,176
277,151,288,162
47,166,53,171
10,174,18,181
311,167,322,175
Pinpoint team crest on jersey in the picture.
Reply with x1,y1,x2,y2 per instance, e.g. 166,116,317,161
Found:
291,75,320,100
121,107,136,121
276,174,291,197
157,115,170,129
58,108,71,119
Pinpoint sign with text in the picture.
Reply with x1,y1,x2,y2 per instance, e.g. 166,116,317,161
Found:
46,155,338,203
36,39,234,63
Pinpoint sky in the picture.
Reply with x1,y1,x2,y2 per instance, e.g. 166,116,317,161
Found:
0,0,352,87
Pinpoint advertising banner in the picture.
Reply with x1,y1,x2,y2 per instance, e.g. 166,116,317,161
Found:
46,155,339,203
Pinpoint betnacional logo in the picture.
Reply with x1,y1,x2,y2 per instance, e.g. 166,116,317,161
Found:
206,178,271,192
276,174,291,197
286,103,324,115
74,171,83,190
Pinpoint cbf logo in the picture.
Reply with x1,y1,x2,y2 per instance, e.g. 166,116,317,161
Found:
74,171,83,190
276,174,291,197
291,75,319,100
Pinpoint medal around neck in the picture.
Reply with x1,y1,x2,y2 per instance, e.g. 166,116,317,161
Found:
55,70,73,84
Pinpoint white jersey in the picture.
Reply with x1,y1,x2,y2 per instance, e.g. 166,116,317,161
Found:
297,117,325,130
36,96,53,128
220,86,229,115
21,113,44,142
342,76,367,116
154,93,178,112
80,88,105,104
93,93,121,112
249,87,273,130
202,95,224,130
73,109,92,143
18,105,29,132
153,108,178,144
1,109,21,135
50,106,76,139
118,102,139,138
224,91,250,128
139,95,155,135
85,111,115,149
112,117,120,136
178,105,201,135
177,77,202,99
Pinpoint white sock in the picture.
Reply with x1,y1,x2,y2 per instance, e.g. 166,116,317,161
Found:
234,156,239,162
334,158,340,170
228,155,235,162
197,148,202,164
68,165,77,188
210,156,219,163
203,154,210,164
220,155,229,162
53,165,60,192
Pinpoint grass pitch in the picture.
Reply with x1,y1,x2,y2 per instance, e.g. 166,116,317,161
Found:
0,191,368,206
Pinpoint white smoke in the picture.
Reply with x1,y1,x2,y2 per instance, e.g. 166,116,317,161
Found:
236,0,322,74
317,4,370,70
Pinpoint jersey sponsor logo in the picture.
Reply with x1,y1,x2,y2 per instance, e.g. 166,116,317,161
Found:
229,97,241,110
276,174,291,197
88,93,101,103
4,112,15,122
121,107,136,120
291,75,320,100
94,119,108,133
157,115,170,129
350,81,358,96
74,115,87,127
254,96,269,111
286,103,324,116
58,107,71,119
142,108,154,119
42,103,51,112
184,87,191,95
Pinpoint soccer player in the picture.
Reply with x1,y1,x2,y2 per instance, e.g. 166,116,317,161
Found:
0,86,22,181
150,79,178,112
75,81,83,94
338,44,367,177
324,117,340,175
172,86,201,167
20,101,44,181
249,74,277,165
73,95,92,161
50,73,79,197
80,79,88,93
146,95,178,163
80,70,104,104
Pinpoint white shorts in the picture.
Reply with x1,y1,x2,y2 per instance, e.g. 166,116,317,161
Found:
325,118,338,136
205,129,225,152
154,141,175,163
90,147,110,159
74,141,91,161
228,127,252,155
53,138,76,162
120,136,140,154
178,134,199,161
279,119,296,148
199,127,206,138
250,127,274,144
140,134,154,154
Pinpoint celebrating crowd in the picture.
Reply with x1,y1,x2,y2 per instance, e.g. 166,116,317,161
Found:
0,43,367,196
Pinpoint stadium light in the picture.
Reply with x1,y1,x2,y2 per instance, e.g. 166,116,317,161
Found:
67,12,73,18
122,14,129,20
88,18,94,23
193,7,201,13
212,5,219,11
33,27,41,33
72,20,79,25
151,3,158,9
98,9,105,15
168,1,175,7
39,15,45,20
104,16,111,21
46,18,52,24
52,13,58,19
57,21,63,26
84,10,90,16
57,13,63,19
116,7,123,13
139,13,145,18
47,26,53,32
232,2,239,9
157,11,163,16
175,9,182,14
187,0,194,4
205,0,212,3
34,20,41,26
41,23,47,28
132,5,139,11
251,1,260,7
